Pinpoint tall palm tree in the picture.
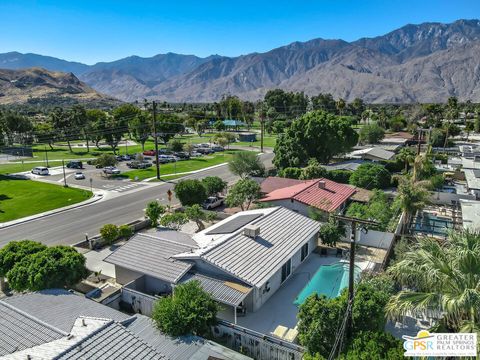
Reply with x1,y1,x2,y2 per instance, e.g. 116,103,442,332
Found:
397,147,416,173
386,230,480,333
395,174,430,232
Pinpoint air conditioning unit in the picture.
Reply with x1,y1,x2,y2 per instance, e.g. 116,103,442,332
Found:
243,224,260,238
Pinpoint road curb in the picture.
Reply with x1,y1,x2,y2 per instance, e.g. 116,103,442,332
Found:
142,162,229,182
0,193,104,230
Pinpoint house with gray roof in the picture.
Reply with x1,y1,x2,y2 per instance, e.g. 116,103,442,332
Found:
107,207,321,323
0,289,251,360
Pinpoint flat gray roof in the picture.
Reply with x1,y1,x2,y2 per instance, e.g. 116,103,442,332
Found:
193,207,320,287
104,233,195,283
179,273,252,307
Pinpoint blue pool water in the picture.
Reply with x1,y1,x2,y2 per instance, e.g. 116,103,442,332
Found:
294,263,361,306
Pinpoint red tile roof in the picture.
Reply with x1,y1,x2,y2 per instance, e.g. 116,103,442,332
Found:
259,177,307,194
260,178,356,212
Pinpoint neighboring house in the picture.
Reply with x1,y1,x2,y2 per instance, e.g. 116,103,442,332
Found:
323,159,367,172
106,207,321,322
460,199,480,231
464,169,480,198
258,178,356,215
0,289,251,360
347,147,395,161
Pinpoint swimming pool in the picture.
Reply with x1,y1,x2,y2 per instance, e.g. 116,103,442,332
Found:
294,262,361,306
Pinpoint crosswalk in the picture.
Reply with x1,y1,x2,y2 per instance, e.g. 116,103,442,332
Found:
102,182,147,193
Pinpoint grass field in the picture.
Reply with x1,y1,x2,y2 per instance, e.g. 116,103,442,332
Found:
0,161,64,175
0,176,92,222
123,150,239,181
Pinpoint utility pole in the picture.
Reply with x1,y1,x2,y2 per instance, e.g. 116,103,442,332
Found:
416,127,423,156
44,145,49,167
62,159,67,187
332,214,379,342
152,101,160,180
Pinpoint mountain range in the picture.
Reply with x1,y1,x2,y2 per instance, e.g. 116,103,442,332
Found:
1,19,480,103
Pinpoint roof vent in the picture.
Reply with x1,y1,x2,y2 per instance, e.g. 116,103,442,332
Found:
82,319,87,327
244,224,260,238
318,180,326,189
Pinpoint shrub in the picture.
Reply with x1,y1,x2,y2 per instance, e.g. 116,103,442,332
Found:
95,153,117,168
100,224,119,244
228,151,265,178
358,123,385,144
279,167,302,179
349,163,391,189
118,224,133,239
145,201,166,227
174,179,208,206
168,139,184,152
201,176,227,196
325,169,351,183
152,281,218,337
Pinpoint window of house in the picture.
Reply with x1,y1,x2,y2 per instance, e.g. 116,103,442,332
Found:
301,242,309,262
281,259,291,283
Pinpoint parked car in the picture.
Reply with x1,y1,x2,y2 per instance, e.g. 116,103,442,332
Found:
122,154,132,161
143,150,156,156
153,156,170,164
190,151,202,157
202,196,224,210
211,145,225,152
115,155,124,161
74,172,85,180
174,152,190,160
103,166,121,175
127,161,152,169
31,166,49,175
196,147,214,155
66,160,83,169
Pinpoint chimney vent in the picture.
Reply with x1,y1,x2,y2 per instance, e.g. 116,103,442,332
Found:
82,319,86,327
244,224,260,238
318,181,326,189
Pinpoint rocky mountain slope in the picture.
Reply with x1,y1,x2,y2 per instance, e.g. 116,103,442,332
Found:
1,19,480,103
0,67,117,106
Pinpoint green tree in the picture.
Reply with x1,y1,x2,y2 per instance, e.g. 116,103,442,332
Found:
160,212,188,230
49,107,74,152
278,167,302,179
338,331,404,360
345,190,393,231
0,240,47,278
201,176,227,196
155,113,185,145
110,104,138,153
7,246,88,292
300,159,328,180
95,153,117,168
174,179,208,206
145,201,166,227
274,111,357,168
225,178,261,211
465,120,474,140
128,110,151,150
185,204,216,232
387,230,480,333
349,163,391,189
168,139,184,152
213,120,226,131
100,224,119,244
152,281,218,337
396,147,416,173
318,217,345,247
118,224,133,239
298,276,395,358
358,123,385,144
86,109,108,149
228,151,265,178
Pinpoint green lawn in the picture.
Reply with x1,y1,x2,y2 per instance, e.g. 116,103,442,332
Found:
0,176,92,222
0,161,64,175
235,135,277,148
124,150,239,181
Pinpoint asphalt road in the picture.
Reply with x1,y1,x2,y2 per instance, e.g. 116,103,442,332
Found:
0,152,274,248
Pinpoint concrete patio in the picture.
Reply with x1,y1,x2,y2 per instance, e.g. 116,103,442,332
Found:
218,252,371,335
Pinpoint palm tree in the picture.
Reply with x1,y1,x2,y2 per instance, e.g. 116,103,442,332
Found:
395,174,430,232
397,147,416,173
386,230,480,333
336,98,346,116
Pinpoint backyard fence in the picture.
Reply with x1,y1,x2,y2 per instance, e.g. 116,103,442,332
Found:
212,320,304,360
121,285,157,316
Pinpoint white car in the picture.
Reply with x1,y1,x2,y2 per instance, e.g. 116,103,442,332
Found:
202,196,224,210
103,166,121,175
31,166,49,175
74,172,86,180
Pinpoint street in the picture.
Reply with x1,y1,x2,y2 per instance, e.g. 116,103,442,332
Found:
0,152,274,248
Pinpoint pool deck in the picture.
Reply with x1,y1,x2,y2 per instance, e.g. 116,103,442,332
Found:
219,252,371,335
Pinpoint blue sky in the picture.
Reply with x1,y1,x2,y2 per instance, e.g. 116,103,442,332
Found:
1,0,479,64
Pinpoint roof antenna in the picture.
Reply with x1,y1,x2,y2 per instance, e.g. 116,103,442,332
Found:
82,318,86,327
